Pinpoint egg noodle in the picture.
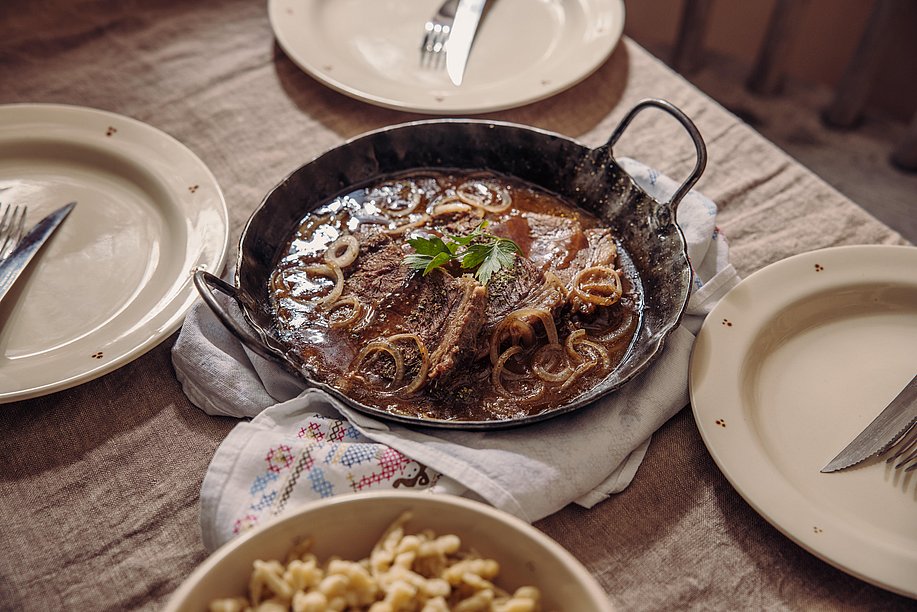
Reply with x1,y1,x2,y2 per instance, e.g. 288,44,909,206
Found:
209,511,545,612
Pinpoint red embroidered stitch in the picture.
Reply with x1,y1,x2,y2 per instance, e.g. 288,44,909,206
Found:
266,444,294,472
350,448,412,490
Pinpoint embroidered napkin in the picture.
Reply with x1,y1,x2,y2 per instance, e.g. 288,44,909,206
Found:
172,158,740,550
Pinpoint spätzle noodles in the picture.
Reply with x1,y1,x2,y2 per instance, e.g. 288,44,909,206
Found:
208,512,545,612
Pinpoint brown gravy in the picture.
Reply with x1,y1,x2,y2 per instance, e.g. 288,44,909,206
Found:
269,170,640,422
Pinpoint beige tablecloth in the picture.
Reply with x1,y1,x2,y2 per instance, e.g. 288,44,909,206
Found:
0,1,911,610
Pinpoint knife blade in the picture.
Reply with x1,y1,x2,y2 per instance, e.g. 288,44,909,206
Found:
446,0,486,86
0,201,77,305
821,373,917,472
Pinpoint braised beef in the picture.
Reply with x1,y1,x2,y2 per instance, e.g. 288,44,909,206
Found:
553,228,618,285
481,255,547,332
492,213,616,284
515,212,589,271
488,214,618,323
344,233,407,304
423,276,487,380
343,233,487,383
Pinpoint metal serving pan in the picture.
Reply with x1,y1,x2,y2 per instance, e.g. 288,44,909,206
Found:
195,98,706,429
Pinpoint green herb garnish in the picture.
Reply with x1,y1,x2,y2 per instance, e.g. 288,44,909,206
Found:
403,221,522,285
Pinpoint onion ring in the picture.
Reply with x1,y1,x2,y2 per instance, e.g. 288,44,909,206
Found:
572,266,623,307
296,214,332,239
559,359,597,391
561,329,611,382
489,307,559,366
304,263,344,306
491,346,543,400
323,234,359,268
531,343,573,383
383,213,430,236
269,268,292,294
326,297,363,329
455,181,512,213
428,197,485,219
574,338,611,369
564,329,589,362
388,333,430,395
372,181,423,217
352,340,405,388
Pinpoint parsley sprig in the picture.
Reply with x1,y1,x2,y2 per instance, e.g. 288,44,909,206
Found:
403,221,522,285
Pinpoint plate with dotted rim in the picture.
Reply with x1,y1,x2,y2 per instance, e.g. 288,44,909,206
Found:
0,104,229,403
268,0,625,115
689,244,917,598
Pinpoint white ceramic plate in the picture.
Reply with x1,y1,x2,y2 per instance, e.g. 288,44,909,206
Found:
268,0,625,115
0,104,228,403
689,245,917,598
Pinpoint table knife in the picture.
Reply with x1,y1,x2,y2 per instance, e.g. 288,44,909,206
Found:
0,201,77,305
446,0,486,86
821,373,917,472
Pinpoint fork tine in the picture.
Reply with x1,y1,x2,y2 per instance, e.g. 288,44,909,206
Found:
430,33,446,67
13,205,26,243
0,204,14,254
421,25,449,67
0,204,11,232
420,0,457,69
886,424,917,472
0,204,27,257
421,23,434,55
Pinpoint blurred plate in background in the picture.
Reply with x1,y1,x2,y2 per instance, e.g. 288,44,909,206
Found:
268,0,625,114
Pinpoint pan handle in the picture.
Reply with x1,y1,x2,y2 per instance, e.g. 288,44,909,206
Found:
193,269,289,364
606,98,707,211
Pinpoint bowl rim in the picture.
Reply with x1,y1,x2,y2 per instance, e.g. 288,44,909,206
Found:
164,491,613,611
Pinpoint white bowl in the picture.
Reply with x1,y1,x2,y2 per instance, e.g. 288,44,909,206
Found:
165,491,612,611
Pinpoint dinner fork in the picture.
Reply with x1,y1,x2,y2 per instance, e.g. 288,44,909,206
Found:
421,0,459,67
0,203,26,260
886,422,917,472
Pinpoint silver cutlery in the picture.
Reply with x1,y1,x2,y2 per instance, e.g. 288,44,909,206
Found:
885,421,916,472
421,0,458,67
446,0,487,86
0,201,76,307
821,373,917,472
0,203,27,260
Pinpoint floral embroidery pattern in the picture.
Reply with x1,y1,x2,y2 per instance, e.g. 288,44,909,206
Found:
231,413,439,536
266,445,295,472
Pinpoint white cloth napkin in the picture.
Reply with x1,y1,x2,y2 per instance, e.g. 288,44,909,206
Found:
172,158,740,551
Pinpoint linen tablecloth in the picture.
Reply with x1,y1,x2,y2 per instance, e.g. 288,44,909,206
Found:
0,1,910,610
